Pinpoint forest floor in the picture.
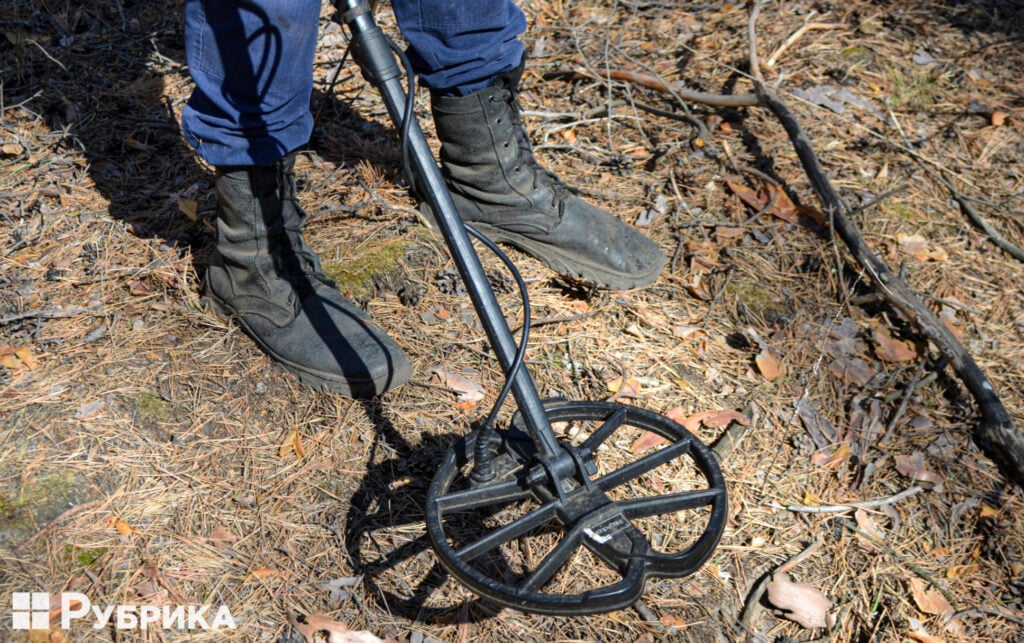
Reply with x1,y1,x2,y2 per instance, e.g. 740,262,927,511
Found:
2,0,1024,641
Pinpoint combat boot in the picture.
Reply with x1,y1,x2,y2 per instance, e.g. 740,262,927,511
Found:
204,152,412,398
428,63,666,290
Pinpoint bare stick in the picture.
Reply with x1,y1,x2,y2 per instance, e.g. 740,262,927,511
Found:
941,173,1024,263
543,68,759,108
766,22,844,68
777,486,924,514
742,4,1024,486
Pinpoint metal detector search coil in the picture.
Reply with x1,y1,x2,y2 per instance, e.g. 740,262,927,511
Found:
335,0,727,615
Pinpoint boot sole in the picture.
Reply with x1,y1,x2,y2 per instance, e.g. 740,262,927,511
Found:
201,291,410,398
420,206,665,290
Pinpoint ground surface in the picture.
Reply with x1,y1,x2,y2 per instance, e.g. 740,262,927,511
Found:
2,0,1024,641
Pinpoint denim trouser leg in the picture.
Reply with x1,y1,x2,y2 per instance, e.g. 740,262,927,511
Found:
181,0,321,167
181,0,527,166
392,0,526,95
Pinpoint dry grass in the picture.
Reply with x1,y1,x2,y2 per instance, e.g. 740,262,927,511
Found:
2,0,1024,641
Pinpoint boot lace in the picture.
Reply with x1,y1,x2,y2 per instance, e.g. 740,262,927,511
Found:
494,88,573,208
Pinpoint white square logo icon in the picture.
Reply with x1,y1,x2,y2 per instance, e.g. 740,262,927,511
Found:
11,592,50,630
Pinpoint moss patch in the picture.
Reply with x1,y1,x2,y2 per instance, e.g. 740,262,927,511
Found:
0,470,91,547
136,389,171,422
727,279,794,326
322,239,409,299
64,545,109,568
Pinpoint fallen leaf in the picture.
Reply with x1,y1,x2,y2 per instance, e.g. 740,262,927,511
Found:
73,399,103,419
873,326,917,362
854,508,886,550
909,577,953,617
755,349,784,381
127,279,152,296
279,430,306,459
671,325,704,339
726,177,823,226
606,375,642,398
428,366,486,404
290,613,389,643
110,519,134,535
827,355,876,386
907,618,945,643
895,452,944,490
938,306,962,340
665,407,750,432
631,431,670,453
765,572,831,629
209,525,238,550
898,233,948,262
177,197,199,221
313,576,362,603
810,443,852,469
246,568,290,581
991,110,1008,127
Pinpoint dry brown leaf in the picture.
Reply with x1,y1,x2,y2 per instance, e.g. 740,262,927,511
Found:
246,568,290,581
606,375,642,398
907,627,945,643
1,345,40,372
765,572,831,629
827,355,876,386
898,233,948,262
631,431,670,454
279,430,306,459
127,279,152,296
854,508,886,551
909,577,953,617
895,452,944,489
873,326,917,363
755,349,784,381
291,613,390,643
210,525,238,550
106,518,135,535
810,443,852,470
177,197,199,221
665,407,749,432
428,365,486,404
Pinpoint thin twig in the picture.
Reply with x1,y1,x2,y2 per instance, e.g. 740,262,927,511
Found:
0,305,102,326
776,486,924,514
940,173,1024,262
881,361,927,443
766,21,844,68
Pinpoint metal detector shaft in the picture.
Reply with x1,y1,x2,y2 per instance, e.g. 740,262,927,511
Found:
336,0,561,460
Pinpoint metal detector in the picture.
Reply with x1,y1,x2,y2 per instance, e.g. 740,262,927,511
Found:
335,0,727,615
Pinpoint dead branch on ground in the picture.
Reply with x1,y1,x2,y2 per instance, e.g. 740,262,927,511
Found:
543,2,1024,486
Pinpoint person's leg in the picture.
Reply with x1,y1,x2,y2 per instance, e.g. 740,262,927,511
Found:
392,1,666,289
390,0,526,96
182,0,411,397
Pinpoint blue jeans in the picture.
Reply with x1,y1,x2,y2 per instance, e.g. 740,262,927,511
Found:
182,0,526,166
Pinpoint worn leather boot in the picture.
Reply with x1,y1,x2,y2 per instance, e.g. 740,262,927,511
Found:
203,152,412,398
428,64,667,290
